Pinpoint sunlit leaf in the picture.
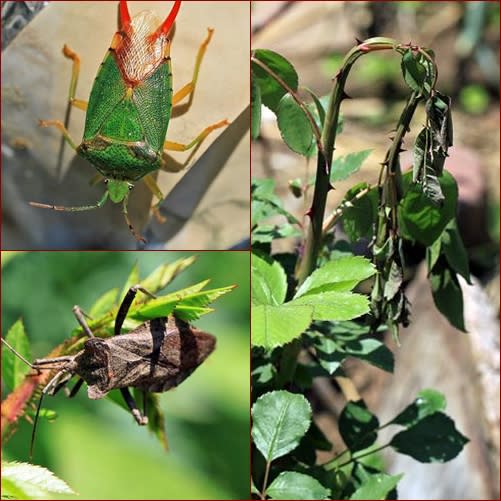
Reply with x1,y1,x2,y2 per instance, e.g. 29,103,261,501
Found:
252,49,298,112
252,391,311,461
1,461,75,499
267,471,330,500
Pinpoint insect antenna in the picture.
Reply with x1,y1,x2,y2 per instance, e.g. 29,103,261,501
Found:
1,337,37,370
30,369,72,461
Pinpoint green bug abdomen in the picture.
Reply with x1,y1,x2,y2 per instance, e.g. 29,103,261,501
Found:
80,48,172,181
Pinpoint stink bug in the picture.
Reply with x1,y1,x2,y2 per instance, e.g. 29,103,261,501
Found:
30,0,228,242
1,285,216,458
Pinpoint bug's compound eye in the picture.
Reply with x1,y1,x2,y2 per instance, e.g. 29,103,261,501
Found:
104,179,109,185
128,184,134,191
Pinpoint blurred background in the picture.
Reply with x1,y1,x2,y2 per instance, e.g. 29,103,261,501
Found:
2,1,250,250
1,251,250,500
252,2,499,499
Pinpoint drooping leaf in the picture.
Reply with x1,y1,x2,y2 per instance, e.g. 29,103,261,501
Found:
252,391,312,461
267,471,330,500
295,257,375,298
426,236,442,272
330,150,373,183
391,389,446,427
1,461,75,499
277,93,314,156
350,473,403,500
252,303,312,348
390,412,469,462
339,400,379,452
430,258,466,332
251,72,262,139
401,49,427,94
2,319,31,391
341,184,378,242
440,219,471,283
426,91,453,151
399,170,458,246
252,49,299,112
383,261,403,301
412,127,444,204
252,253,287,306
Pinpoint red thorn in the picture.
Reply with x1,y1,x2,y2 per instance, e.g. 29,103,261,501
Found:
359,44,370,53
152,0,182,39
305,208,314,219
119,0,131,29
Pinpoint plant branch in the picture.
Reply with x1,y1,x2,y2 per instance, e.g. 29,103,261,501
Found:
295,38,399,285
251,55,326,161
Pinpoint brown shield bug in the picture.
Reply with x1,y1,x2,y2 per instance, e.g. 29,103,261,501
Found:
1,285,216,457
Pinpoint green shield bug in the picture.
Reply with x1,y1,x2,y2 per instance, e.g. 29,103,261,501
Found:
30,1,228,242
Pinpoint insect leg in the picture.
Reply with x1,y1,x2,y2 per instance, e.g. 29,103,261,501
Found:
161,119,229,173
120,387,148,425
62,44,88,111
143,174,166,223
72,305,95,338
172,28,214,107
30,190,109,212
115,285,157,336
121,193,147,243
68,378,85,398
38,120,79,151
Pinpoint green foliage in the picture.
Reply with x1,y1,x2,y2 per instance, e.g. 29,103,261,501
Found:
277,94,315,155
267,471,330,500
2,320,31,391
330,150,373,183
2,252,249,500
1,461,74,500
252,49,299,113
252,391,312,462
251,38,469,499
252,178,301,245
398,170,458,246
252,253,374,348
389,413,469,462
349,473,403,500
